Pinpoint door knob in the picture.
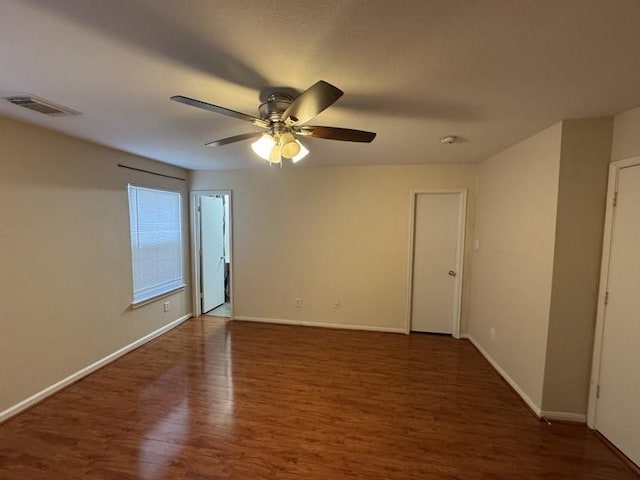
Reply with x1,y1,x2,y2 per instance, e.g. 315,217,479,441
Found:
448,270,457,277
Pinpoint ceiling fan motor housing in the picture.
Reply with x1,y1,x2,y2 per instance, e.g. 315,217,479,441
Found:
259,93,294,122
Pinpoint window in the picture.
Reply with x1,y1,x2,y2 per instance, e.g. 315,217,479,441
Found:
128,185,184,305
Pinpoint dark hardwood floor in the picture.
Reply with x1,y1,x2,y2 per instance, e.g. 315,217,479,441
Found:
0,317,636,479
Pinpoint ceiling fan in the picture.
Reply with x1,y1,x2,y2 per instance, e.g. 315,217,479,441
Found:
170,81,376,164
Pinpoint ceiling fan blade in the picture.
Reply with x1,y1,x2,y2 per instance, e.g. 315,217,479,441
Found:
295,125,376,143
171,95,269,128
205,132,263,147
282,81,343,125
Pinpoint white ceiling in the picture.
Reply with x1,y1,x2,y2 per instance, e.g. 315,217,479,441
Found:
2,0,640,170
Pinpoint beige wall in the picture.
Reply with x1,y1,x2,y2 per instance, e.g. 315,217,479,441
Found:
469,119,613,417
469,123,563,410
191,164,477,332
611,105,640,161
0,116,191,415
542,118,613,414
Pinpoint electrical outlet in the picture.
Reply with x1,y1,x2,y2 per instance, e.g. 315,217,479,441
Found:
295,297,302,308
490,327,496,340
474,239,480,250
163,301,170,312
334,300,341,309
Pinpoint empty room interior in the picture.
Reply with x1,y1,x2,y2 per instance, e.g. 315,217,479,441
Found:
1,1,640,478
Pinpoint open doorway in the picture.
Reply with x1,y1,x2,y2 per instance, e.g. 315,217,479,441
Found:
191,191,232,318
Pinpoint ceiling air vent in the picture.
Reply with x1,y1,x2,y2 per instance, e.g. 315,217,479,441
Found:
3,95,80,116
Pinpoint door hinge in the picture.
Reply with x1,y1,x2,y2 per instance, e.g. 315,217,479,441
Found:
604,291,609,306
613,191,618,207
596,385,601,398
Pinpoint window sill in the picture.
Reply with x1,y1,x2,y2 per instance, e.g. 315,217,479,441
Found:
130,285,186,310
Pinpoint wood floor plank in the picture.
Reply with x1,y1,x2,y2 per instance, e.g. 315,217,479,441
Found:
0,317,637,479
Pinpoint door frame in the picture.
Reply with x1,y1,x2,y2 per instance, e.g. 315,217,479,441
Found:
190,190,233,318
587,155,640,428
405,189,467,338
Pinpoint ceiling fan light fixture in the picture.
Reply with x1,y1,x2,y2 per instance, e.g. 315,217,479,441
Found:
251,134,276,160
280,132,300,159
291,141,309,163
268,143,282,164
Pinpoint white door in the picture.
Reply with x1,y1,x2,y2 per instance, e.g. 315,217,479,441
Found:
410,192,463,334
595,164,640,467
200,195,225,313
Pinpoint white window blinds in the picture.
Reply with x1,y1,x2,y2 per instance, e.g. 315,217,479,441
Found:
128,185,184,304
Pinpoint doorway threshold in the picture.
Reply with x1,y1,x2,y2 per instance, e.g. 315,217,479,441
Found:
205,302,231,318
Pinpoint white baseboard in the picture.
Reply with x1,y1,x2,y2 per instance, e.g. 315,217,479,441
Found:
541,411,587,423
0,313,192,423
465,334,542,417
234,316,405,334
